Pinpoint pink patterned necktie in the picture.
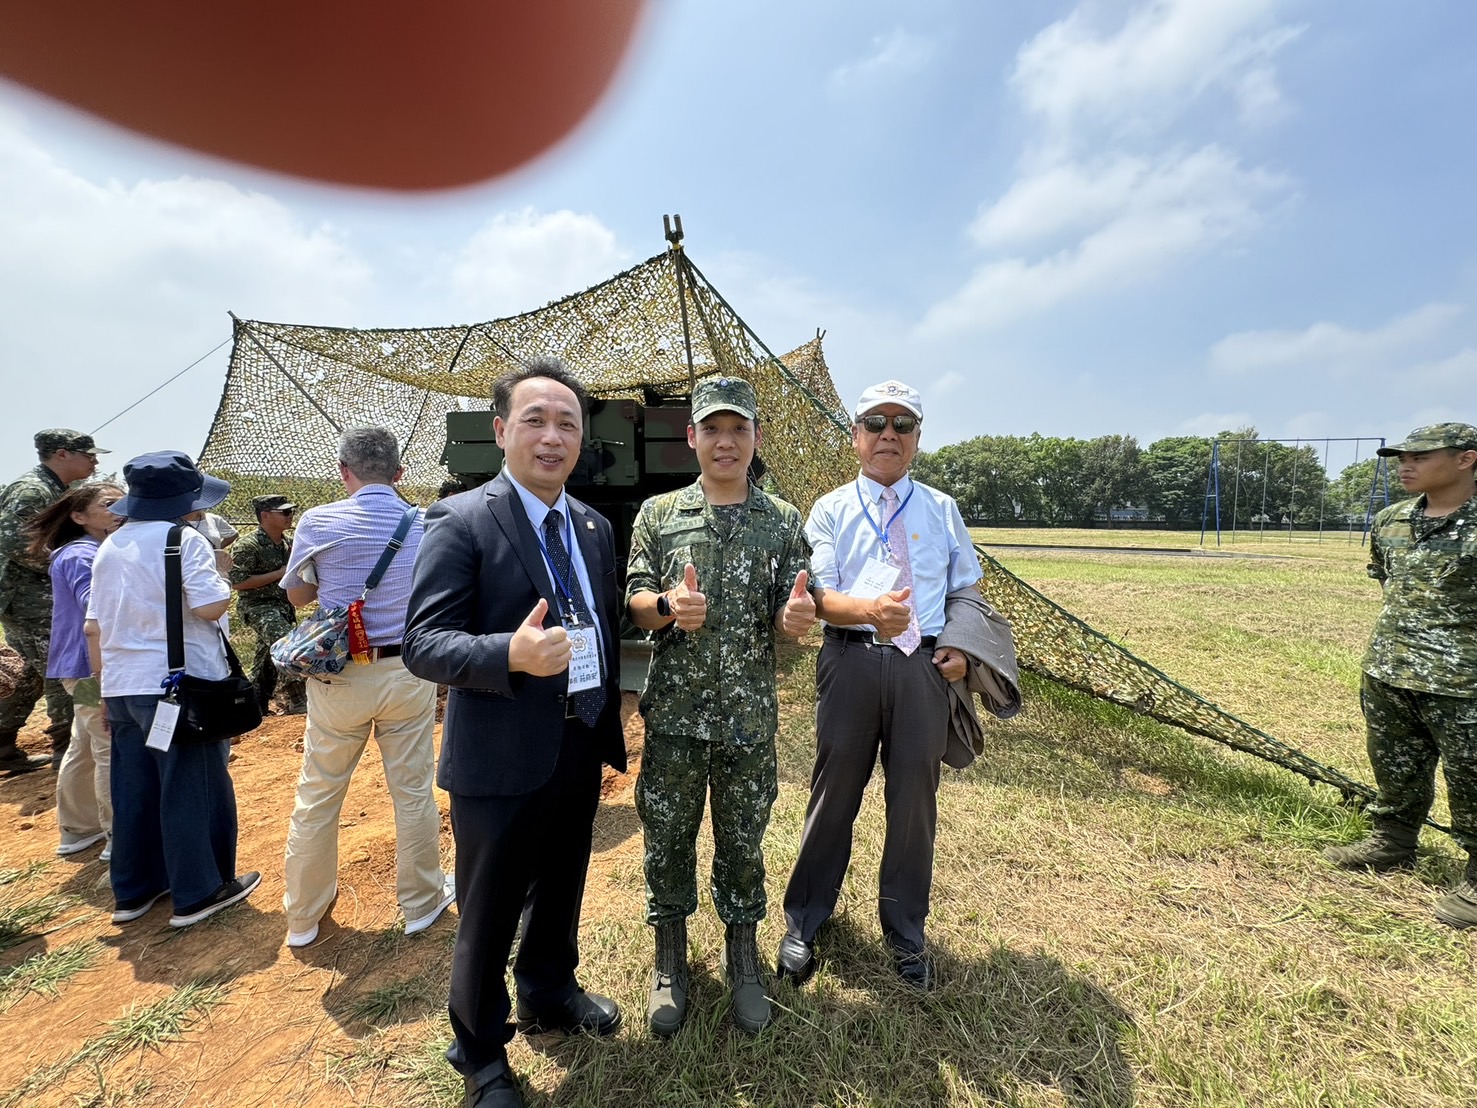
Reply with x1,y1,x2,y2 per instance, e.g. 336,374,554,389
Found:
881,486,922,655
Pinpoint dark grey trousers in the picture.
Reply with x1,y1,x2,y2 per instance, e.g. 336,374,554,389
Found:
781,635,949,954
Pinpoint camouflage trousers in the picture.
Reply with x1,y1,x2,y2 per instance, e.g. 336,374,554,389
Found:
635,730,778,926
0,610,72,753
242,605,305,712
1362,673,1477,852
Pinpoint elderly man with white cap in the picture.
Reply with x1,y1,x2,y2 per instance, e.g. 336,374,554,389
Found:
775,380,979,990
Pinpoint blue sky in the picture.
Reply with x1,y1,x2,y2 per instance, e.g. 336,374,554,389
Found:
2,0,1474,483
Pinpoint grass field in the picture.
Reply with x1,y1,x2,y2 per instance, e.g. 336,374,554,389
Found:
4,529,1474,1106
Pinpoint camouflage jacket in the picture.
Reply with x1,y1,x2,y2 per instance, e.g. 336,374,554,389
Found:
626,479,811,744
228,526,294,615
1364,493,1477,697
0,464,66,616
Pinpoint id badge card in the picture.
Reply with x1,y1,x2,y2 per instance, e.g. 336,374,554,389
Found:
147,699,180,752
850,555,901,600
566,621,602,694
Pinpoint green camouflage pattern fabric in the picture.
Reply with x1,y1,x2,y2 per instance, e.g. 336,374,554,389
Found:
228,526,295,617
635,730,778,925
1363,494,1477,697
625,478,811,744
1361,674,1477,851
241,603,304,712
0,464,66,615
0,610,73,750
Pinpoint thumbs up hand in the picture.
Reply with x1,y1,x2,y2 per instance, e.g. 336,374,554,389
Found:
780,569,816,637
870,586,913,637
670,562,707,632
508,597,572,676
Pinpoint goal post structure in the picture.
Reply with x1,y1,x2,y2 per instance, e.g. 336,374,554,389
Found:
1199,436,1391,546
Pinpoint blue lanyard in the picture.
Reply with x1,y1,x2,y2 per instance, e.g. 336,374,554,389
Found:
856,479,914,559
535,508,584,623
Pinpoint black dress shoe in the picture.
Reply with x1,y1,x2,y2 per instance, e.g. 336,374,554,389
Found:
462,1056,525,1108
775,933,816,986
515,989,622,1036
894,949,935,991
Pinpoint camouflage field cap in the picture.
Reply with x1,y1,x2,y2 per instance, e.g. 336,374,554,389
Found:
1376,423,1477,457
34,428,108,456
251,494,297,515
690,375,758,423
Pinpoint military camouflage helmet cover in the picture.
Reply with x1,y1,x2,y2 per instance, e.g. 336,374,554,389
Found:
251,494,297,515
1377,423,1477,457
34,428,108,456
690,375,758,423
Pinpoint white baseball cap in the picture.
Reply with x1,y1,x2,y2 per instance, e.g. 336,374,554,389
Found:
853,380,923,421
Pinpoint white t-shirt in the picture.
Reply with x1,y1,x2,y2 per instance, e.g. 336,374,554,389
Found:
87,520,232,697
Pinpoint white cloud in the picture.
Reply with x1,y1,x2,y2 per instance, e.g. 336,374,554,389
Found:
1208,303,1465,375
444,208,630,318
1012,0,1303,140
828,29,935,93
922,147,1288,335
1175,410,1255,437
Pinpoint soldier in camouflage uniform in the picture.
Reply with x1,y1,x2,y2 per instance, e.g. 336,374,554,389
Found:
1323,423,1477,930
0,429,104,771
228,494,306,715
626,375,816,1037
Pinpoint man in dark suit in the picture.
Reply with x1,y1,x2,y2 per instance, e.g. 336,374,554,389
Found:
403,358,627,1108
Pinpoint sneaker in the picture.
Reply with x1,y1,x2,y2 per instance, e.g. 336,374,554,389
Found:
405,875,456,936
0,745,50,774
286,922,320,948
56,830,108,857
100,838,113,863
169,871,262,928
113,889,169,923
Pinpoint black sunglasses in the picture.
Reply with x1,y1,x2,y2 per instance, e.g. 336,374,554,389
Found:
857,414,919,435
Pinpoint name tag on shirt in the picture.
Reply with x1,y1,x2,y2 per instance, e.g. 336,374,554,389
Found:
566,622,602,693
850,556,901,600
147,700,180,751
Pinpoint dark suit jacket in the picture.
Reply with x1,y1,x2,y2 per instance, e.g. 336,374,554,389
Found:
402,471,627,797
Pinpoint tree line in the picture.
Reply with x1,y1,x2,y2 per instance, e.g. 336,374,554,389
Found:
910,429,1392,527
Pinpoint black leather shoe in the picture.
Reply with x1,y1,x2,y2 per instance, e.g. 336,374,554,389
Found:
775,934,816,986
894,950,935,991
462,1056,524,1108
515,989,622,1036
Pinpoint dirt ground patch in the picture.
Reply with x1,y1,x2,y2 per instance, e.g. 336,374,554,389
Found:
0,693,647,1106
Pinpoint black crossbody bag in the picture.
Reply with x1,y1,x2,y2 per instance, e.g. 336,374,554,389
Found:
162,524,263,745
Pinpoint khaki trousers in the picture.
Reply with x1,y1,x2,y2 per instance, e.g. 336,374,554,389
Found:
282,656,445,932
56,677,111,838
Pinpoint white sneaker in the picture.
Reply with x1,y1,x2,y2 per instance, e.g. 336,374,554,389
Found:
56,830,107,857
100,838,112,863
404,875,456,936
286,923,319,948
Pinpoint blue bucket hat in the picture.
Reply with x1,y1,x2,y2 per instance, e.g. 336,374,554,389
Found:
110,451,231,521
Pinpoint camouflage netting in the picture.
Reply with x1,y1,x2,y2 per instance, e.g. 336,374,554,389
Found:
198,240,1424,833
200,247,855,519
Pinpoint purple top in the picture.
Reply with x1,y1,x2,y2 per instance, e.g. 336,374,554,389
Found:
47,537,99,680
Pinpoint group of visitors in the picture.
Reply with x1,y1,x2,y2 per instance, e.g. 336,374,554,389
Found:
2,365,1474,1108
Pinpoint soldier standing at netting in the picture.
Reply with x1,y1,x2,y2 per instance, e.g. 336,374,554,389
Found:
1324,423,1477,930
0,429,104,772
625,375,816,1036
229,495,306,715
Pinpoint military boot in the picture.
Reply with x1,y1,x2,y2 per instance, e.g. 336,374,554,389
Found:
1434,855,1477,930
647,919,689,1037
722,922,772,1034
1322,819,1419,872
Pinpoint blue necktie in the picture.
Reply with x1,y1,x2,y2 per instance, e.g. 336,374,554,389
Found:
543,509,607,727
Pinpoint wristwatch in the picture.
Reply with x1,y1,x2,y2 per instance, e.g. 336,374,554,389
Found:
656,592,672,619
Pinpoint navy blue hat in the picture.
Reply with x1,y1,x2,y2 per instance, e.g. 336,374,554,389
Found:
110,451,231,521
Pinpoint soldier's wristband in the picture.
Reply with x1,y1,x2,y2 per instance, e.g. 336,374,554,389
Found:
656,592,672,620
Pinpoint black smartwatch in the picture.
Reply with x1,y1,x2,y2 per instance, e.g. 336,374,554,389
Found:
656,592,672,619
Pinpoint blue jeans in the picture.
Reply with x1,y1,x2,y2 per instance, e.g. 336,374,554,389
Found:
106,695,239,911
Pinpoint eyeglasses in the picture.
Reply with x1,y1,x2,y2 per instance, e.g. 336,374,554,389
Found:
857,414,919,435
266,508,294,517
